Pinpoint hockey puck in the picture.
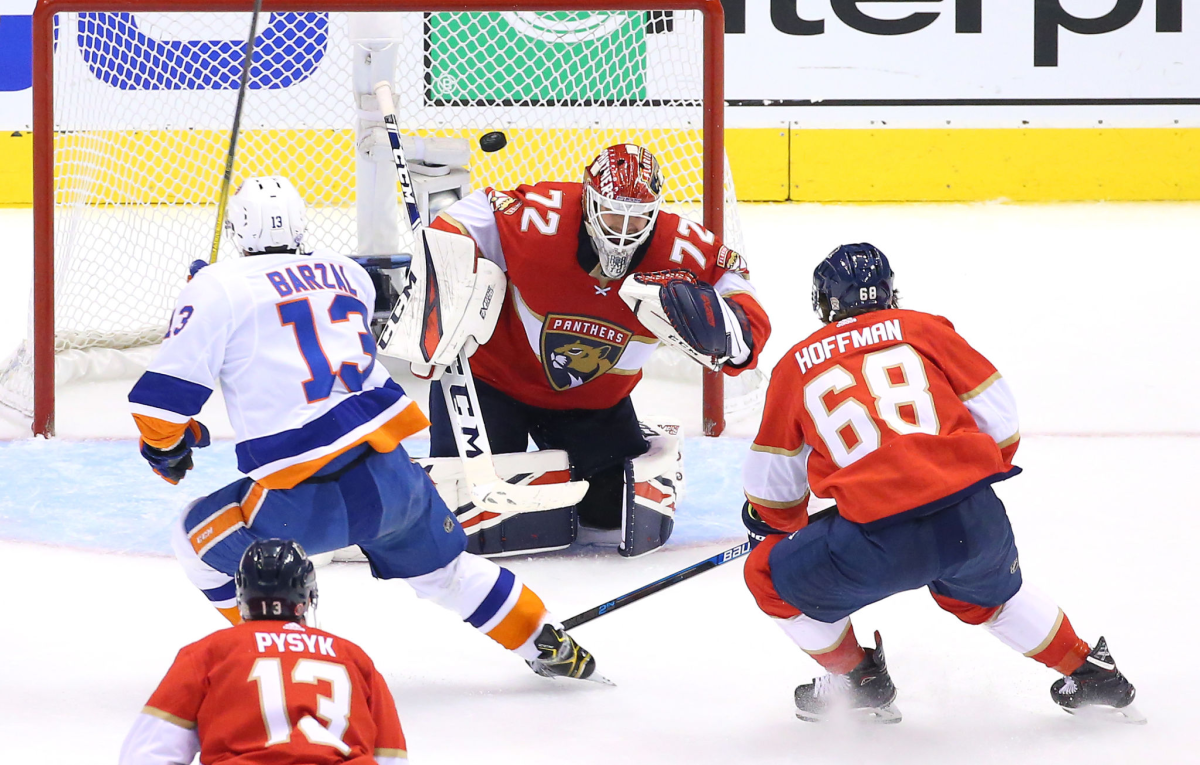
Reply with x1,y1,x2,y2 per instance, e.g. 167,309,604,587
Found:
479,131,508,153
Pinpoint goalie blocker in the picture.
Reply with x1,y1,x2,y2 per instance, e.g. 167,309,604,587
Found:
375,226,506,373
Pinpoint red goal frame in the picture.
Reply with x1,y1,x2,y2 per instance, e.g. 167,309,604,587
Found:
31,0,728,436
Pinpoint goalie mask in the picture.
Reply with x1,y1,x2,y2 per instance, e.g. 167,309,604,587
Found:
583,144,664,279
225,176,308,255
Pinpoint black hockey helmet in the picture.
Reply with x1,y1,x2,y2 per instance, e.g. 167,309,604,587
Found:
235,538,317,623
812,243,897,323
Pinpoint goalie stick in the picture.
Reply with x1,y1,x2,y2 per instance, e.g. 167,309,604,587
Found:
370,80,588,514
207,0,262,264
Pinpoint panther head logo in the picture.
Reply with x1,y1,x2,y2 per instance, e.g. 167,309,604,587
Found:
551,341,614,377
540,315,630,391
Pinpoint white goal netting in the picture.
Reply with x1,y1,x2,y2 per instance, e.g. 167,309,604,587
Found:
1,8,748,421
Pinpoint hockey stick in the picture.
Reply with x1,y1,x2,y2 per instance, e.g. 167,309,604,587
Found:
562,540,753,630
207,0,263,264
370,81,588,513
562,507,839,630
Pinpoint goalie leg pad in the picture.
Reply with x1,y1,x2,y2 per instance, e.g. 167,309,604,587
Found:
418,449,580,557
465,508,577,558
620,428,684,558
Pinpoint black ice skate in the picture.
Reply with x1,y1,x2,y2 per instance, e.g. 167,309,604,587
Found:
794,631,901,724
526,624,612,685
1050,637,1145,724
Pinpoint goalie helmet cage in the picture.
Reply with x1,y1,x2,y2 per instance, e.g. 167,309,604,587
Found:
25,0,735,437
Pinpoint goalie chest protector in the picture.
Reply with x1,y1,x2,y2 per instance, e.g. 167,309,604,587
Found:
433,181,748,411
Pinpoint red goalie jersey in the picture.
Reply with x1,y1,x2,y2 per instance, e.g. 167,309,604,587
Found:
743,309,1021,530
430,182,770,410
119,620,407,765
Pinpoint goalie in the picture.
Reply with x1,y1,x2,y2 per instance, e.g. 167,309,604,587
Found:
394,144,771,557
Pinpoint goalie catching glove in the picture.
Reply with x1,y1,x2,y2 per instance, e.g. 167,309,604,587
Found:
619,269,753,371
375,227,506,378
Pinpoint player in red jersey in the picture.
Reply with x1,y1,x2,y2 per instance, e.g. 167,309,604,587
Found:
119,539,407,765
741,244,1141,723
426,143,771,557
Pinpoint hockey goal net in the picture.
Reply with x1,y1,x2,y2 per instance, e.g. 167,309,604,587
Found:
12,0,752,437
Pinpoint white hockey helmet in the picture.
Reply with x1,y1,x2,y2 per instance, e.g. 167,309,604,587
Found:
224,176,307,255
582,144,664,279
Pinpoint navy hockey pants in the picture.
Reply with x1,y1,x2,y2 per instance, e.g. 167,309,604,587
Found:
769,485,1023,623
180,443,467,606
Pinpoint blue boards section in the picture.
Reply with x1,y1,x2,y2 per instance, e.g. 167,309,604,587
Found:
0,437,749,555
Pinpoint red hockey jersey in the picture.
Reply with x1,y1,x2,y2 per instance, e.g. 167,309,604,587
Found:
430,182,770,410
743,309,1020,529
119,620,406,765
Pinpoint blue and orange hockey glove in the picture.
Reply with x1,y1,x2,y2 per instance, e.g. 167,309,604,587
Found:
140,419,210,484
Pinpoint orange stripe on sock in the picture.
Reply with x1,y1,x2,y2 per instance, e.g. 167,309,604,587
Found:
486,586,546,650
806,623,866,675
217,605,243,625
1028,612,1091,675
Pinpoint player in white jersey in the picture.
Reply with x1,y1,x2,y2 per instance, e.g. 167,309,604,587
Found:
129,177,602,682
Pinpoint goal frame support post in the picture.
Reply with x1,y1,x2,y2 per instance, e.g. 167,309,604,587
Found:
30,0,727,437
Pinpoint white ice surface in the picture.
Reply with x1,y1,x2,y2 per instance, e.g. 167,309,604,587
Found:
0,204,1196,763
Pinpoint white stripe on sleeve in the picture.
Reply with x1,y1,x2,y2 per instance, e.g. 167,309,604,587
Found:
962,374,1019,446
714,270,758,299
118,712,200,765
743,443,812,507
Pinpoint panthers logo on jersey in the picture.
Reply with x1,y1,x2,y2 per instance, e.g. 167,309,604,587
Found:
487,189,522,215
540,314,630,391
717,245,749,277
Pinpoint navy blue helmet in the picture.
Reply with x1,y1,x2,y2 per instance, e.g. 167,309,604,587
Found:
236,538,317,622
812,243,896,323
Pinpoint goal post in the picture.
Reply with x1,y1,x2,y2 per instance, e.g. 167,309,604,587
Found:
25,0,734,437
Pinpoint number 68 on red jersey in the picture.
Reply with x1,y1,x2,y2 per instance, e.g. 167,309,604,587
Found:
743,309,1021,530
